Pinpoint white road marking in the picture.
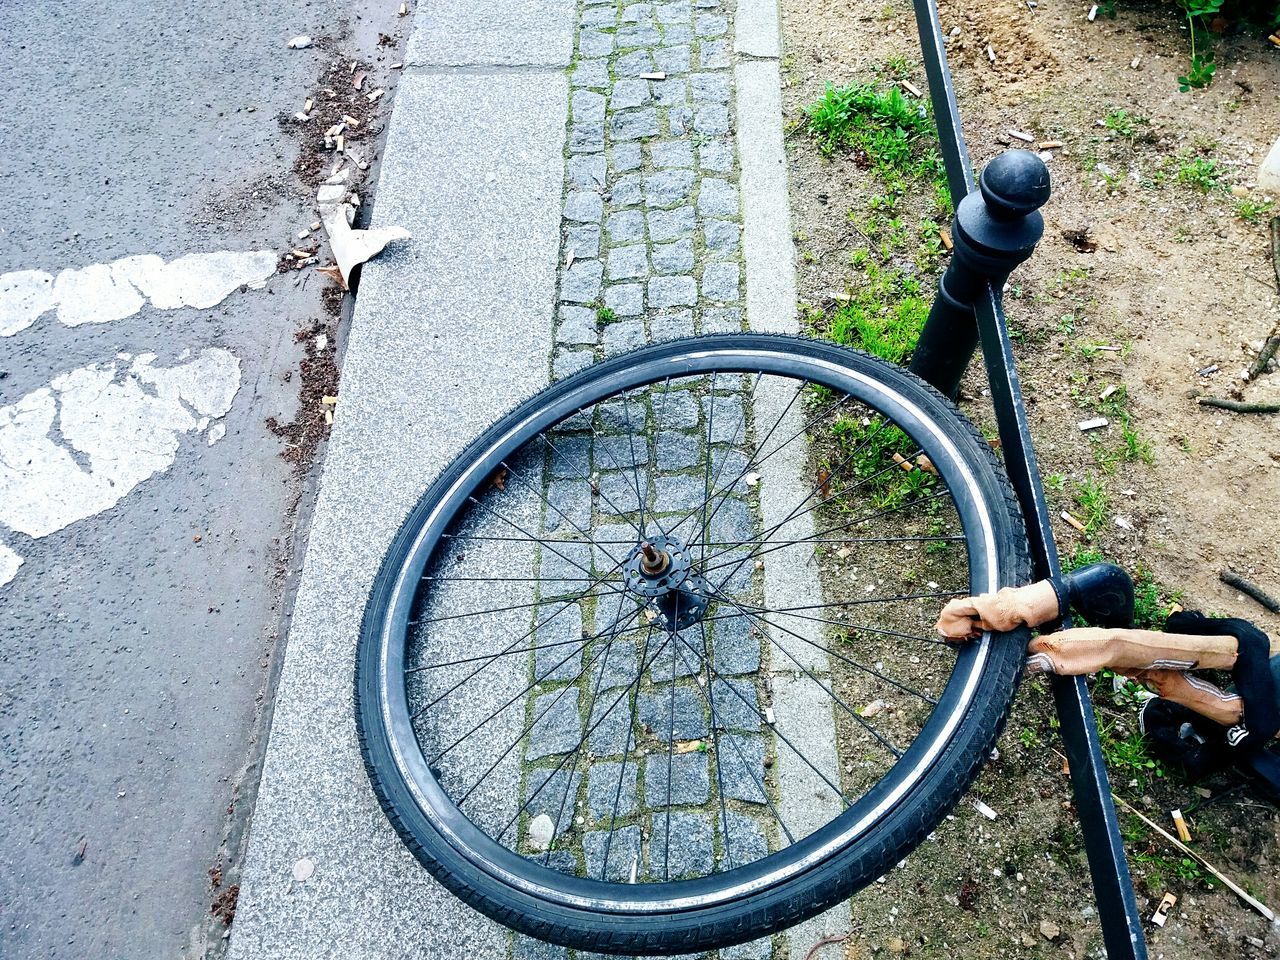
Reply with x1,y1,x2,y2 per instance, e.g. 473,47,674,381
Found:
0,350,241,584
0,249,277,336
0,539,21,588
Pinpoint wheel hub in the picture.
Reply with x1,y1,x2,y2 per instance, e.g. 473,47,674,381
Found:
621,534,710,629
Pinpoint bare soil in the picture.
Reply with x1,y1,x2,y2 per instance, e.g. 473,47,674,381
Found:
779,0,1280,957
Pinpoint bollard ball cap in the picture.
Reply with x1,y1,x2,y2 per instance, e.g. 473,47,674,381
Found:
979,150,1051,219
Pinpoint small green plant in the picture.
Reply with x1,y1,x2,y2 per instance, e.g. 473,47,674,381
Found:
1100,720,1165,792
596,305,618,326
1103,108,1147,140
1176,155,1222,192
1234,196,1276,223
1046,472,1067,491
1075,477,1109,535
1176,0,1224,91
1019,727,1041,749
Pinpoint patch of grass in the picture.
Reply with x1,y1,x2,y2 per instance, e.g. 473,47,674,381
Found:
1100,719,1166,792
803,78,944,193
828,415,937,512
1175,155,1222,193
595,305,618,326
822,261,929,365
1234,196,1276,224
1075,477,1109,536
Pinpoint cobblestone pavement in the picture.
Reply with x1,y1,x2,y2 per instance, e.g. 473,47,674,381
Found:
552,0,745,377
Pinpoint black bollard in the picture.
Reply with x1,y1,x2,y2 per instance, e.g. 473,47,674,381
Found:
909,150,1051,399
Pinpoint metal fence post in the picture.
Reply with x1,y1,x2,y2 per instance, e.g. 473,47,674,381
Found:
909,150,1050,398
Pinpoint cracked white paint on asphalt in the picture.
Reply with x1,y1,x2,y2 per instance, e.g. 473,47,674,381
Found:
0,539,21,587
0,249,278,336
0,348,241,585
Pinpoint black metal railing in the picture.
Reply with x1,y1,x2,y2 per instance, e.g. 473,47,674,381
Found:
906,2,1148,957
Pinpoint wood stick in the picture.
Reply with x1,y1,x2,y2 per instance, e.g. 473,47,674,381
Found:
1197,397,1280,414
1247,335,1279,380
1111,792,1275,922
1271,216,1280,292
1219,570,1280,614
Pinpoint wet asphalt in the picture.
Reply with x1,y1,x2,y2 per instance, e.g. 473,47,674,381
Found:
0,3,402,956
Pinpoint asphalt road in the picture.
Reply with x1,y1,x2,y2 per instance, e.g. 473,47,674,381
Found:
0,3,401,957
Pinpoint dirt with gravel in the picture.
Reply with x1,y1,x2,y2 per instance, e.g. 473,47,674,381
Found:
779,0,1280,957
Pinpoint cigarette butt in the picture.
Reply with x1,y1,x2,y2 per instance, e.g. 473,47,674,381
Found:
638,72,667,80
1007,129,1036,143
1061,511,1087,534
367,88,385,102
1269,34,1280,48
1061,754,1070,775
303,98,314,113
972,799,998,820
1088,4,1098,21
1098,385,1118,401
321,396,338,405
324,408,334,425
939,226,953,251
1039,140,1064,150
310,220,322,231
1130,56,1142,68
891,452,914,472
1152,892,1176,927
335,134,345,152
342,114,360,127
901,79,922,97
399,2,408,13
294,112,311,122
1171,809,1192,843
1078,416,1109,432
764,706,776,725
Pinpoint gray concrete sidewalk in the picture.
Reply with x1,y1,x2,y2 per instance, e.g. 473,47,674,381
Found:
226,1,825,957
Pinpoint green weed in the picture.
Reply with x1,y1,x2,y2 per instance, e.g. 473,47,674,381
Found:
1176,155,1222,193
1075,477,1109,535
824,261,929,365
596,306,618,326
1234,196,1276,224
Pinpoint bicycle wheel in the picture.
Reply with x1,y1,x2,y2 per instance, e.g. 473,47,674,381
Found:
356,333,1030,955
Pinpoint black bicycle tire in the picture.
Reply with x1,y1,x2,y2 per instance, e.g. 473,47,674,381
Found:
355,333,1031,955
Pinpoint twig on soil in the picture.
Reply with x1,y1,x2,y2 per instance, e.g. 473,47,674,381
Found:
1196,397,1280,414
1270,217,1280,292
803,934,850,960
1111,793,1276,922
1247,335,1279,380
1218,570,1280,614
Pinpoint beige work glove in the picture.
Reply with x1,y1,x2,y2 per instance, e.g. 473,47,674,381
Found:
935,581,1061,641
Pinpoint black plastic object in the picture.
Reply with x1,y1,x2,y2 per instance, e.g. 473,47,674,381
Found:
1060,562,1136,628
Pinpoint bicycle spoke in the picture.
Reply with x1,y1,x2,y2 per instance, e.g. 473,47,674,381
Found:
707,587,903,759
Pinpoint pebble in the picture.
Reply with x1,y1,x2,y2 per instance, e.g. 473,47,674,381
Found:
1039,919,1061,941
527,814,555,852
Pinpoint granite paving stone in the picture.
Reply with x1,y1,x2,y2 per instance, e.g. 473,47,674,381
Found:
648,275,696,308
643,750,710,806
604,283,645,316
647,206,696,241
652,238,694,274
637,685,708,741
648,811,714,878
608,244,649,280
587,762,638,820
526,688,582,760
